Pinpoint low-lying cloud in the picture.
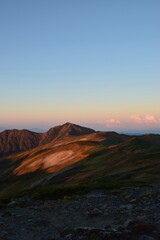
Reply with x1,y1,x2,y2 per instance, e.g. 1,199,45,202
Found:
105,118,121,125
130,114,159,124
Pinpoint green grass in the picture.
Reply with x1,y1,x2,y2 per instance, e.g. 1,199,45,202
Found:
0,134,159,201
13,179,150,201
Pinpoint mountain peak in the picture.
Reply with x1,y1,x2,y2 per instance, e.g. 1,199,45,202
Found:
0,123,96,155
59,122,96,135
43,122,96,143
61,122,75,129
63,122,74,126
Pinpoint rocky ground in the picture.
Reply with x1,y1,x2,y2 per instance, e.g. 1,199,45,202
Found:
0,184,159,240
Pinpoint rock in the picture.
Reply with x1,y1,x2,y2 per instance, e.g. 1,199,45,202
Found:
0,221,5,227
74,227,106,239
120,204,133,210
127,220,157,236
0,185,159,240
0,230,8,237
139,236,155,240
60,227,75,237
105,225,117,232
130,198,137,203
86,208,103,217
124,219,132,228
8,200,16,207
28,218,33,222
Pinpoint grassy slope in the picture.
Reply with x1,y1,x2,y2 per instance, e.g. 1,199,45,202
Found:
0,134,105,200
48,140,160,186
0,133,160,200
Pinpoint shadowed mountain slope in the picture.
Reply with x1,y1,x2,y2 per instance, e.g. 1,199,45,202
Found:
0,129,42,156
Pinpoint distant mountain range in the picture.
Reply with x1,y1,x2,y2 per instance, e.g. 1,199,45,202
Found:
0,122,95,155
0,122,159,200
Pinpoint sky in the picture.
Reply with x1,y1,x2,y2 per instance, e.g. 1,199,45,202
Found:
0,0,160,133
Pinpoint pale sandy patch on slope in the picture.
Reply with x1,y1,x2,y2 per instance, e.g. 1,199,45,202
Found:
13,143,95,175
43,150,74,169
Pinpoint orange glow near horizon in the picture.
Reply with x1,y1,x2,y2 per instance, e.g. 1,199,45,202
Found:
1,101,160,131
1,108,160,133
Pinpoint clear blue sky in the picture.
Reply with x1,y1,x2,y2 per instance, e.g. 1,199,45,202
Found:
0,0,160,133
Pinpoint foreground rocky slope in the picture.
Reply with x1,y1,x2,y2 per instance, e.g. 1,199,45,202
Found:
0,184,159,240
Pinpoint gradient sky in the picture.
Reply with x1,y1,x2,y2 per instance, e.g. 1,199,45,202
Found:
0,0,160,133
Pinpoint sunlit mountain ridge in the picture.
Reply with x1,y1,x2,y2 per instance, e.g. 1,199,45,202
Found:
0,123,159,200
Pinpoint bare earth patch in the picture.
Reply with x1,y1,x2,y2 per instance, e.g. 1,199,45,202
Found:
42,150,74,169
